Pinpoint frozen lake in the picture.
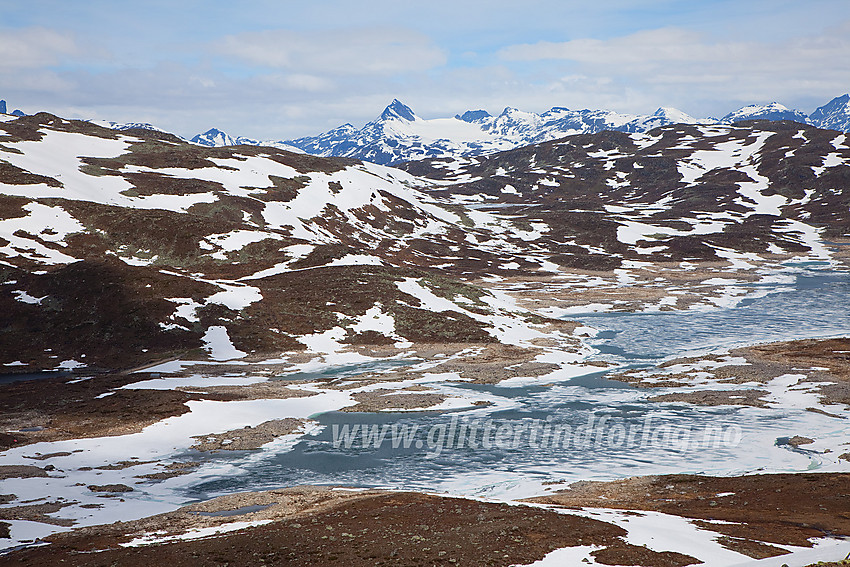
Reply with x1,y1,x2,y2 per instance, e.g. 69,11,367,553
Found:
185,265,850,501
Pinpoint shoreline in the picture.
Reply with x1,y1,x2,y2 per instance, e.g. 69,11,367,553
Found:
3,474,850,566
2,275,850,564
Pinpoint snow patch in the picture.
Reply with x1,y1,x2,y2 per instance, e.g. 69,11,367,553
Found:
202,326,247,361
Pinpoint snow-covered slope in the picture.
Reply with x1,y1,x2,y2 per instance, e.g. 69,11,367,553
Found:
90,120,168,133
403,120,850,270
810,94,850,132
191,127,303,153
720,102,810,125
189,100,709,166
1,111,848,371
0,112,568,371
283,100,704,164
194,98,845,165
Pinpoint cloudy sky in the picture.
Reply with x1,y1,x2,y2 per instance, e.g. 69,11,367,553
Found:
2,0,849,140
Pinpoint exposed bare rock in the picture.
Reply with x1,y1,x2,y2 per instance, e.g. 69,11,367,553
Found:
341,389,447,412
527,473,850,551
0,486,700,567
190,418,309,452
0,465,49,480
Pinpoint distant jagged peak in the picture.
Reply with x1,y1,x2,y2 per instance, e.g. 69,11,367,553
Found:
721,101,809,124
0,99,22,116
810,94,850,130
88,119,169,135
498,106,523,117
329,123,357,133
733,101,790,113
186,126,303,152
380,99,418,122
494,106,541,125
456,109,492,123
651,107,695,122
190,127,236,147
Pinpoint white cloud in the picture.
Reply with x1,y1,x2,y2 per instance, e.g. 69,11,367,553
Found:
0,27,81,70
4,14,849,144
499,23,850,71
501,28,710,65
498,22,850,114
258,73,334,92
218,28,446,75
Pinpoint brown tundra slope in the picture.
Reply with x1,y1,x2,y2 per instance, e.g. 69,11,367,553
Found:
2,114,849,370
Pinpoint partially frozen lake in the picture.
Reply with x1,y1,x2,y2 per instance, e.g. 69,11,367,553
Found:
185,265,850,502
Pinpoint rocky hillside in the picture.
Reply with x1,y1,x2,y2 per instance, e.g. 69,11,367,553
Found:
402,119,850,266
2,113,849,372
0,113,562,372
810,94,850,132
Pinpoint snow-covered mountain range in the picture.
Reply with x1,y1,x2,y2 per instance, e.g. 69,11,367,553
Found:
191,95,850,165
191,100,712,165
190,127,303,153
719,102,810,124
810,94,850,132
5,94,849,166
0,99,26,117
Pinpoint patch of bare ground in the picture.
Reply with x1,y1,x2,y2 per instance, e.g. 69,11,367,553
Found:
175,381,313,401
341,389,447,412
0,465,50,479
0,366,314,450
0,369,251,450
88,484,134,493
135,461,200,481
0,375,199,450
190,418,309,451
0,258,211,370
712,536,790,559
280,343,568,390
527,473,850,557
0,500,76,526
414,343,556,384
611,336,850,408
90,460,156,471
484,262,779,313
0,486,701,567
787,435,815,447
648,389,770,407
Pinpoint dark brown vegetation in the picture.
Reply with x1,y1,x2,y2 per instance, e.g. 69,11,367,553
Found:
529,472,850,556
2,490,700,567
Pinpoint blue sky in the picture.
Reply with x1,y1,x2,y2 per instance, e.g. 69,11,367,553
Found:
1,0,848,140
